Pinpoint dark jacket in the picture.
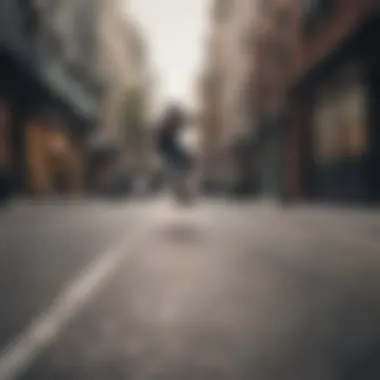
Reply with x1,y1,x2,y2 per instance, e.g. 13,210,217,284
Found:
157,129,190,167
156,107,190,167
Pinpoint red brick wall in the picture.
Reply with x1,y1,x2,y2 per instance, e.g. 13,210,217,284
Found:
251,0,300,118
284,0,378,199
293,0,377,78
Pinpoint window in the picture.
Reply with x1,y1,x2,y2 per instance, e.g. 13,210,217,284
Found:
313,74,368,164
339,84,368,157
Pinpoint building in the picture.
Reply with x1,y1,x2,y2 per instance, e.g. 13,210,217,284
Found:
200,0,262,194
96,0,132,147
26,0,103,195
200,0,240,192
0,0,41,196
123,20,156,178
198,70,218,190
0,0,102,197
201,0,380,203
89,1,156,192
219,0,258,193
285,0,380,203
247,0,299,198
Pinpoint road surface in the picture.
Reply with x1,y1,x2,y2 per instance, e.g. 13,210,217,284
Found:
0,197,380,380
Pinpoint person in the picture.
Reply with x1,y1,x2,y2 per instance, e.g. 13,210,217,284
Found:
156,104,194,202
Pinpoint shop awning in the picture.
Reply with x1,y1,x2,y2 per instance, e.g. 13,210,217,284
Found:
36,54,98,122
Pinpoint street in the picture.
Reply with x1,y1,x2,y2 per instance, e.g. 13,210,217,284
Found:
1,197,380,379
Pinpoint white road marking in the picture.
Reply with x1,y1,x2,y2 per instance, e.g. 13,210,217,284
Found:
0,211,158,379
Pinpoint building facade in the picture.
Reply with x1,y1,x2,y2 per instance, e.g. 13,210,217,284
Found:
0,0,103,197
199,0,228,191
201,0,380,204
123,21,156,178
0,0,40,196
89,2,156,192
26,0,103,195
286,0,380,203
201,0,258,193
248,0,299,198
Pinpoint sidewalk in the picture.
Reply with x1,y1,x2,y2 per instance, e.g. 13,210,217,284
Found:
224,196,380,249
285,203,380,249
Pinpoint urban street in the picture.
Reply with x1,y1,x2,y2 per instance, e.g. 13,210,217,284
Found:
1,1,380,379
0,198,380,380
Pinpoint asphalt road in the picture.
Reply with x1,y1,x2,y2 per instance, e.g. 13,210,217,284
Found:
0,198,156,351
1,197,380,380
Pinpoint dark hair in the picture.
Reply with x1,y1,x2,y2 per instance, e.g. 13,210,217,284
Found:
161,104,186,132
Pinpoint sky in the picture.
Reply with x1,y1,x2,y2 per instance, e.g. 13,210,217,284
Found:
127,0,210,111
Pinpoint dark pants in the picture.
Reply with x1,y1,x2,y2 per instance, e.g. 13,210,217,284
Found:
165,144,193,168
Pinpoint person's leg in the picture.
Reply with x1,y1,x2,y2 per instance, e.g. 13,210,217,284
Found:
163,157,179,196
189,157,201,198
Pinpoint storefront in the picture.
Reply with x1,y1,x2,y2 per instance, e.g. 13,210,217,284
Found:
309,65,370,201
0,50,43,195
22,53,98,196
25,116,85,195
285,10,380,204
